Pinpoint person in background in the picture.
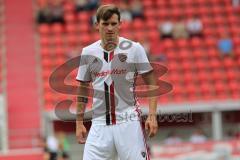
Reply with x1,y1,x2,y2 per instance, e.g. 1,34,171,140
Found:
173,16,189,39
217,31,234,58
37,1,52,24
47,134,59,160
186,15,203,38
232,0,240,8
130,0,144,19
50,0,65,24
37,0,65,24
189,129,207,143
164,131,183,145
75,0,100,12
119,0,133,22
158,17,174,39
57,131,70,158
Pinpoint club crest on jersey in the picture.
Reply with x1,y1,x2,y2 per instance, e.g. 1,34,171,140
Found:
118,54,127,62
141,151,146,158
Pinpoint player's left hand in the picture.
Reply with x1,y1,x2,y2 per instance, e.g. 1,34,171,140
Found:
145,114,158,138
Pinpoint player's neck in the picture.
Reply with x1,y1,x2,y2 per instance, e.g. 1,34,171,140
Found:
100,37,119,52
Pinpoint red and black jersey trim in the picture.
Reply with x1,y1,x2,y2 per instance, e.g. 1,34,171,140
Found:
110,82,116,124
103,51,114,63
104,82,111,125
104,82,116,125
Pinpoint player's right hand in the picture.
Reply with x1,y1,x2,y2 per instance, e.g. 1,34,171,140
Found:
76,122,87,144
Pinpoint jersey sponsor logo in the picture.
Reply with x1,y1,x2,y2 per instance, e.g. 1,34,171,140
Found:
91,69,127,77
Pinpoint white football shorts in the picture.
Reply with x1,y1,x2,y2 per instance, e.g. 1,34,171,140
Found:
83,120,150,160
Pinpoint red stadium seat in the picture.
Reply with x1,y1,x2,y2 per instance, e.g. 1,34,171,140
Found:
77,12,90,22
66,23,77,33
51,23,64,35
40,47,50,57
121,21,131,31
133,31,145,41
53,35,64,46
145,19,157,30
78,23,90,33
63,2,75,13
196,60,209,71
182,61,194,72
198,71,211,83
223,58,235,68
179,49,192,60
226,70,238,81
55,46,65,57
176,39,188,49
186,84,199,101
205,37,216,48
81,34,91,45
132,19,144,30
142,0,153,9
208,48,218,58
163,39,174,49
212,70,226,82
144,9,155,19
147,30,159,41
38,24,50,35
40,36,50,46
156,9,168,19
64,13,76,23
66,34,78,45
190,37,201,48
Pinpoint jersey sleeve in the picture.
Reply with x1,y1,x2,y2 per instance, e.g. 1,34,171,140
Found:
134,43,153,74
76,49,92,82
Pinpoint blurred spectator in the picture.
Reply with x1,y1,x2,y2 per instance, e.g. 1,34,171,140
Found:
217,31,234,58
119,0,132,22
57,152,70,160
57,132,70,160
39,137,50,160
37,2,52,24
130,0,144,19
232,0,240,7
190,129,207,143
149,40,167,62
37,0,65,24
186,15,203,38
75,0,100,12
75,0,88,12
164,131,183,145
158,18,174,39
47,134,59,160
173,16,188,39
50,0,65,24
225,130,235,140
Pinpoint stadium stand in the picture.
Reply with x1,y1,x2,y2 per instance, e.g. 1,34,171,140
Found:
34,0,240,159
36,0,240,111
0,0,3,93
3,0,41,150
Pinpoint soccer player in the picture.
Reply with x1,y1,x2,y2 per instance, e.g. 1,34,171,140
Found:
76,4,158,160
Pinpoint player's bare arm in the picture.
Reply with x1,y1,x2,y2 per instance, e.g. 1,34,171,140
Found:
142,70,158,138
76,81,90,144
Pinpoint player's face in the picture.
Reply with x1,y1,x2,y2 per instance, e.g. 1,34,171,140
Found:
96,14,121,46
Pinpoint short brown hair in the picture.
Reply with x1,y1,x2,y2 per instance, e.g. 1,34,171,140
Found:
96,4,121,23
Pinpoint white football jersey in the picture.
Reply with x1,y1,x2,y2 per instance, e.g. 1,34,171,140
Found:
76,37,152,125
